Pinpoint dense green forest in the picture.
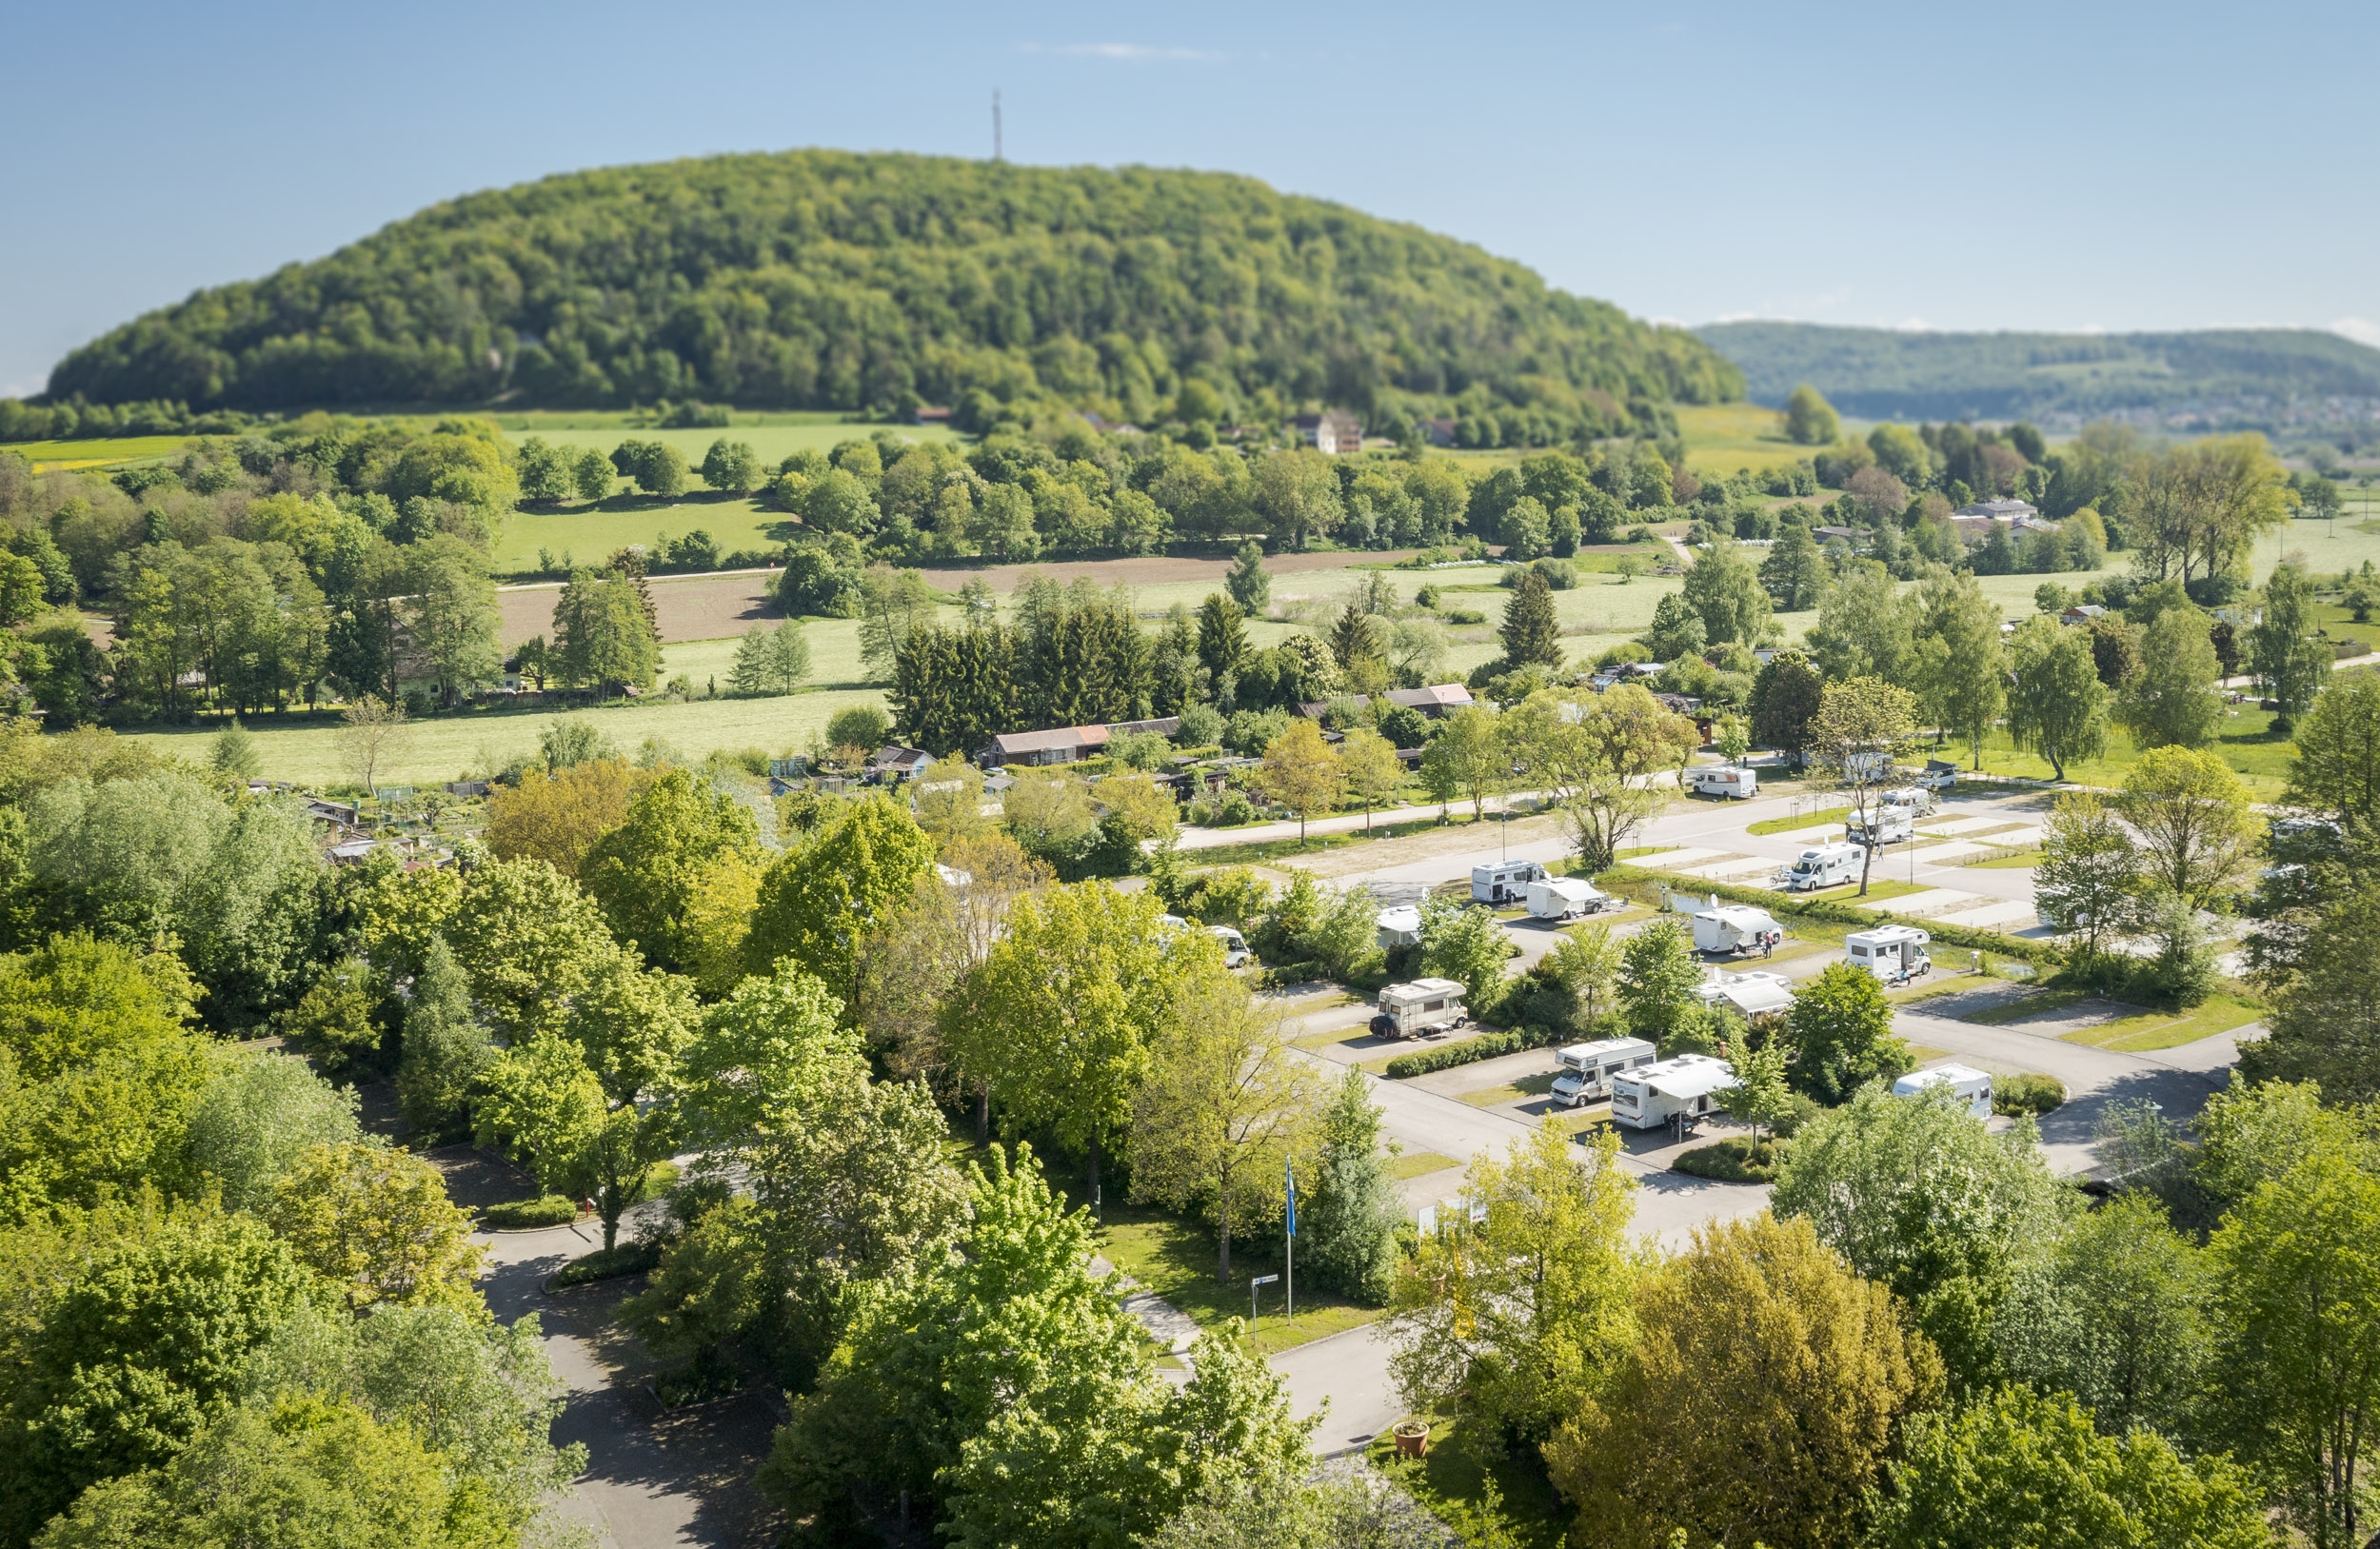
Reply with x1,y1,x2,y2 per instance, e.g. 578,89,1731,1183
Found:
39,151,1740,444
1700,320,2380,423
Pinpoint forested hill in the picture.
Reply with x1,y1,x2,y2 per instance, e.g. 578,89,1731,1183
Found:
46,150,1741,436
1697,319,2380,422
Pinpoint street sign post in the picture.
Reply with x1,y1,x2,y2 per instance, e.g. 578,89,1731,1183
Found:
1250,1273,1280,1323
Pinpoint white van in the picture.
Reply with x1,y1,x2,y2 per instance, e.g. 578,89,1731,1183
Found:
1611,1053,1737,1131
1549,1037,1659,1107
1472,860,1550,904
1527,878,1616,920
1775,843,1862,891
1687,765,1759,800
1208,924,1251,968
1894,1063,1993,1119
1692,904,1784,957
1371,978,1469,1040
1846,924,1931,983
1694,970,1795,1019
1848,787,1929,847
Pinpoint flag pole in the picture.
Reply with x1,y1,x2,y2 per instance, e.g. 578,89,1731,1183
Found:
1285,1159,1296,1321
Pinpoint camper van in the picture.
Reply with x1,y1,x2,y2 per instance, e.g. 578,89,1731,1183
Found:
1375,904,1423,949
1209,925,1251,968
1775,843,1862,892
1611,1053,1737,1131
1472,860,1550,904
1846,924,1931,983
1848,786,1930,847
1549,1037,1659,1108
1894,1063,1993,1119
1692,903,1784,957
1370,979,1469,1040
1694,970,1795,1019
1686,765,1759,800
1527,878,1616,921
1915,760,1958,792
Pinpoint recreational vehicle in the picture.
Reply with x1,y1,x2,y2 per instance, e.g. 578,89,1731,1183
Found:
1208,925,1251,968
1848,786,1930,847
1527,878,1617,921
1846,924,1932,983
1472,860,1550,904
1694,970,1795,1019
1893,1063,1993,1119
1775,843,1862,891
1610,1053,1737,1131
1692,903,1784,957
1375,904,1423,948
1370,979,1470,1040
1549,1037,1659,1108
1686,765,1759,800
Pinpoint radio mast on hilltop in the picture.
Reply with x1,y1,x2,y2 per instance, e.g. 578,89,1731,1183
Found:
993,89,1002,162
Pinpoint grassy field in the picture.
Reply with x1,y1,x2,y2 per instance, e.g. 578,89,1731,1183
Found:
1961,708,2299,797
1387,1151,1461,1181
1673,402,1818,479
2060,992,2265,1053
1749,805,1849,836
15,434,194,470
495,493,793,575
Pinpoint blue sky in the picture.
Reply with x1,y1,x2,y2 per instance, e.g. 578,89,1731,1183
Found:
3,0,2372,399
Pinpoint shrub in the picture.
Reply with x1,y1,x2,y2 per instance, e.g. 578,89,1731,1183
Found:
1994,1073,2067,1117
551,1240,663,1287
1673,1136,1786,1182
484,1194,579,1229
1444,607,1487,625
1383,1030,1522,1078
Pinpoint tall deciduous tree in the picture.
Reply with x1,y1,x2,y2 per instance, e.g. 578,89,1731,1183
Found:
1806,563,1914,685
551,566,657,696
2251,558,2332,730
2286,674,2380,851
2119,606,2223,750
1502,685,1698,870
2119,745,2259,909
1334,726,1402,831
1807,675,1919,896
1910,569,2005,766
1750,647,1826,765
581,768,765,973
1419,704,1506,820
266,1142,485,1312
1782,384,1841,445
2033,791,2147,956
1545,1213,1940,1549
1256,719,1343,844
1786,962,1914,1103
1678,537,1772,647
2006,615,2110,780
743,791,937,1005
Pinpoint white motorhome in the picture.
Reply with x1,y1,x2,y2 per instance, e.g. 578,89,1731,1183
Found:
1847,924,1931,983
1527,878,1616,920
1687,765,1759,800
1472,860,1550,904
1894,1063,1993,1119
1549,1036,1659,1108
1611,1053,1737,1131
1370,978,1469,1040
1692,903,1784,957
1209,924,1251,968
1776,843,1862,891
1916,759,1959,792
1848,786,1930,847
1376,904,1423,948
1694,970,1795,1019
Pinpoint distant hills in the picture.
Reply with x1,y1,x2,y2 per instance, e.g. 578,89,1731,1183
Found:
44,150,1740,439
1696,320,2380,425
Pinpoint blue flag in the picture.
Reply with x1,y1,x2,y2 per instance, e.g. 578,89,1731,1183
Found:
1285,1161,1297,1238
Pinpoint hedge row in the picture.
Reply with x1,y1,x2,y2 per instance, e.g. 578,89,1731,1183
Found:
485,1195,579,1229
1384,1031,1524,1079
1601,866,2065,967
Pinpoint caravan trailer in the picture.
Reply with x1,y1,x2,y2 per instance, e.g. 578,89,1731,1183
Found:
1370,979,1470,1040
1611,1054,1737,1131
1686,765,1759,800
1692,903,1784,957
1846,924,1931,983
1893,1063,1993,1119
1472,860,1550,904
1376,905,1423,949
1775,843,1862,891
1527,878,1616,921
1694,970,1795,1020
1549,1037,1659,1108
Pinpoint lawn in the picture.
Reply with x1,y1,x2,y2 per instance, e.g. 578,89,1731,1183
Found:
1748,805,1849,836
1673,403,1818,480
494,492,793,576
1458,1072,1558,1108
15,434,193,469
1077,1195,1382,1357
1963,850,2041,868
1366,1414,1567,1549
1387,1151,1461,1181
1960,712,2298,797
2059,992,2265,1053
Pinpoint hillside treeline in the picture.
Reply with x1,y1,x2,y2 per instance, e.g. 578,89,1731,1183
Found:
43,150,1741,445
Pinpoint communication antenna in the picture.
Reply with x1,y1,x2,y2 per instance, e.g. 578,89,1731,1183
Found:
993,89,1002,161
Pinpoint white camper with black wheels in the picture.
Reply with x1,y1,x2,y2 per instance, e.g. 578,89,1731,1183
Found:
1692,902,1784,957
1846,924,1931,984
1371,979,1469,1040
1894,1063,1993,1119
1549,1037,1659,1108
1472,860,1550,904
1611,1053,1737,1131
1687,765,1759,800
1775,843,1861,892
1527,878,1616,920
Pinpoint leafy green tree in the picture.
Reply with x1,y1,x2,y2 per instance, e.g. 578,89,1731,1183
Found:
1758,521,1827,611
180,1049,361,1214
1418,704,1506,821
440,856,620,1043
1678,537,1771,646
1715,1036,1795,1139
401,535,502,708
0,1210,318,1543
1335,727,1402,832
1545,1213,1939,1549
1502,685,1697,870
514,434,577,503
209,722,261,780
1873,1384,2271,1549
1786,962,1912,1103
2202,1126,2380,1549
1641,591,1706,661
550,566,658,695
1809,674,1919,896
1783,383,1841,445
1131,982,1318,1281
265,1142,484,1312
2119,746,2259,908
744,791,937,1005
2034,791,2147,956
1296,1071,1403,1304
393,935,488,1139
1256,719,1342,844
698,437,761,493
2285,673,2380,851
1992,1193,2206,1439
1617,915,1699,1044
1498,566,1563,669
1806,562,1915,685
1750,647,1825,765
581,768,765,973
727,617,810,696
2007,615,2111,780
2242,884,2380,1102
2251,558,2332,730
1414,893,1512,1012
571,445,614,500
1773,1083,2076,1393
2119,605,2223,750
1254,449,1342,550
1389,1123,1639,1444
1910,569,2005,765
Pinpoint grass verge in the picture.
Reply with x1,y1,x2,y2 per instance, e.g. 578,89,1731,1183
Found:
1672,1135,1785,1182
1366,1414,1567,1549
2060,992,2265,1052
1081,1196,1382,1356
551,1241,662,1287
1457,1072,1558,1108
1749,805,1849,836
1387,1151,1461,1181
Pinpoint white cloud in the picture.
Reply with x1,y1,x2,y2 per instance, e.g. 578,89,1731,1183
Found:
1019,42,1225,62
2330,316,2380,348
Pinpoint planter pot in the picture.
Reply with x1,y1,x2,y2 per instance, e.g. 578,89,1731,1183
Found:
1393,1420,1430,1458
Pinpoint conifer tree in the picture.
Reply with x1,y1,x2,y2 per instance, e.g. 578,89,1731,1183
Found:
1500,566,1563,669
